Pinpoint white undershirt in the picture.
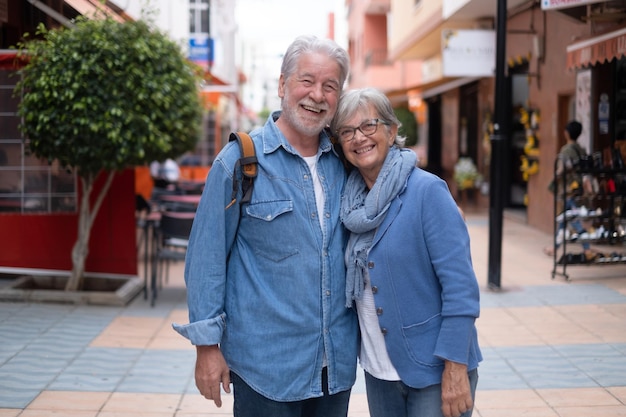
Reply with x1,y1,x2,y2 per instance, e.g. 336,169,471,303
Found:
303,155,325,230
356,276,401,380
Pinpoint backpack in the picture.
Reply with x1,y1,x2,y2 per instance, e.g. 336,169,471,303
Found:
224,127,343,210
225,131,257,209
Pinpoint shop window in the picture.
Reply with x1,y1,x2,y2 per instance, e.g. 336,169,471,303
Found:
0,69,77,214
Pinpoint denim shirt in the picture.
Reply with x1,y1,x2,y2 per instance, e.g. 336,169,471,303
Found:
173,112,358,401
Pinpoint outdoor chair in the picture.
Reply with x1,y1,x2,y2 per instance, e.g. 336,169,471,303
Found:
150,210,195,305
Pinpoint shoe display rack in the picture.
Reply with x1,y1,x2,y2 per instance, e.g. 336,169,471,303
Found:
551,155,626,280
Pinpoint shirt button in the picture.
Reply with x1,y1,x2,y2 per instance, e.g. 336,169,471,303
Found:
381,328,388,335
371,286,378,294
326,290,331,296
368,261,374,269
325,212,331,218
376,307,383,315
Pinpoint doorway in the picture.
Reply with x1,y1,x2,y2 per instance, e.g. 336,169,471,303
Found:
508,66,530,208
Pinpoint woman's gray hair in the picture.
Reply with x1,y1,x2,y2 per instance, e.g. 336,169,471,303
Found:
281,35,350,90
331,87,406,147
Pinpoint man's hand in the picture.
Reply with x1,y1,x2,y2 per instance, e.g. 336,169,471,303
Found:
195,345,231,407
441,360,473,417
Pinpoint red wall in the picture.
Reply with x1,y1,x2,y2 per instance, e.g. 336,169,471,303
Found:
0,169,137,275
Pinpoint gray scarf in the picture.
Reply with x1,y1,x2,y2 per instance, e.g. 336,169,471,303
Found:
341,147,417,307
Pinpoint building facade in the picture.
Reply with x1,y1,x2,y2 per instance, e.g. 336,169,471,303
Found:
346,0,626,234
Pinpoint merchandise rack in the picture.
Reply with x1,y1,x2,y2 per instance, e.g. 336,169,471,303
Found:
551,156,626,280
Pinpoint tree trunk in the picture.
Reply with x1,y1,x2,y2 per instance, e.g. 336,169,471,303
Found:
64,171,116,291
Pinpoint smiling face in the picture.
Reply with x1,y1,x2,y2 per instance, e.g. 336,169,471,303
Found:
277,52,342,141
339,104,397,188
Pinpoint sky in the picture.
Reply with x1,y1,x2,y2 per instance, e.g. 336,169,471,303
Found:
234,0,347,112
235,0,346,53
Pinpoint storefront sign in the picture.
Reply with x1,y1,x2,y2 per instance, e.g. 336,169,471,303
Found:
189,36,214,70
541,0,608,10
566,27,626,69
442,29,495,77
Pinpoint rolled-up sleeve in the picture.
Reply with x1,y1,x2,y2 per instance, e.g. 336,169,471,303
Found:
171,146,239,346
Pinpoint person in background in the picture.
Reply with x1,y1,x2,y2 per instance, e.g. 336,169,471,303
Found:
331,87,481,417
149,158,181,202
150,158,180,189
544,120,596,260
173,35,358,417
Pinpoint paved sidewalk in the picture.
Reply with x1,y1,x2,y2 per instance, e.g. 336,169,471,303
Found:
1,211,626,416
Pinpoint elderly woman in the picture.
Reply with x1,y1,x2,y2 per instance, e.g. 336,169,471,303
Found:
331,88,482,417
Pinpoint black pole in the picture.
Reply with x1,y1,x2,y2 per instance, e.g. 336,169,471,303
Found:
488,0,507,290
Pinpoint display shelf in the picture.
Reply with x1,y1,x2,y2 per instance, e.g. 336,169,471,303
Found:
551,156,626,280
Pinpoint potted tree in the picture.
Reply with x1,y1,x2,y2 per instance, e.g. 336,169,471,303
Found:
13,16,202,296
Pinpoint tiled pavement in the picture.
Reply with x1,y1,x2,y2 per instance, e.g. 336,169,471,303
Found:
1,210,626,416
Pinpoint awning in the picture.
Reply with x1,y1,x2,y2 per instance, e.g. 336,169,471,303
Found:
63,0,125,22
200,70,240,109
0,50,26,70
420,76,481,99
566,27,626,69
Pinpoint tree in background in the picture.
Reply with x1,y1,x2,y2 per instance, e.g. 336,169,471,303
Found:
16,17,203,291
394,106,418,147
257,107,272,121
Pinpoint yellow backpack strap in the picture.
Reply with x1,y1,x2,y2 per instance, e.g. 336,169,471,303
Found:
225,131,258,209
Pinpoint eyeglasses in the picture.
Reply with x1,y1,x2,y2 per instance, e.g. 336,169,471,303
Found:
337,119,389,143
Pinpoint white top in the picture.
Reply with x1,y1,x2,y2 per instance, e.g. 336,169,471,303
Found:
356,275,401,381
303,155,325,229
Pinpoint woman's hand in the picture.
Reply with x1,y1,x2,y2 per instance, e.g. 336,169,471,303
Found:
441,360,473,417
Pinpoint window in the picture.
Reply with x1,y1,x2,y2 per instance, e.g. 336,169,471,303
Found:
0,69,77,213
189,0,209,34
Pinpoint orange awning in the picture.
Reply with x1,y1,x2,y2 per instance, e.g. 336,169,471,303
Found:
63,0,125,22
566,27,626,69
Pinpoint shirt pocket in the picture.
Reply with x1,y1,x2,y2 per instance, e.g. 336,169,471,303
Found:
246,199,293,221
244,199,300,262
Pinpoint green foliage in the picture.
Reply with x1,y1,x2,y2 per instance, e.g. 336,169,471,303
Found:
394,106,418,147
257,107,271,122
16,17,203,177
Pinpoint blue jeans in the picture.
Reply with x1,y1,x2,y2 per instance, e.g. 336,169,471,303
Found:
231,369,352,417
364,369,479,417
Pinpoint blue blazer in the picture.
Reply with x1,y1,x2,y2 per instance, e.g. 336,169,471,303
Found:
366,167,482,389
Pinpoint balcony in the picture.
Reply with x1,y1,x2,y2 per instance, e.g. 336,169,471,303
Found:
364,0,390,14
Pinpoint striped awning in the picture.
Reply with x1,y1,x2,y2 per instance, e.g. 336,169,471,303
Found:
566,27,626,69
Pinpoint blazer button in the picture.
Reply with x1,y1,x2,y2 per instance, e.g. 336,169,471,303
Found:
371,286,378,294
376,307,383,315
368,261,374,269
381,328,388,335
